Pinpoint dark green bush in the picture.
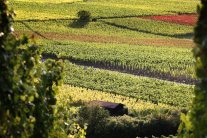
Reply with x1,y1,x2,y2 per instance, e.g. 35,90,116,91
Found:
70,10,91,28
78,104,180,138
78,10,91,22
78,105,110,138
102,111,179,138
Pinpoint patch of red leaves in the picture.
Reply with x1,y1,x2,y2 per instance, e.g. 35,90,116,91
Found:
142,14,197,26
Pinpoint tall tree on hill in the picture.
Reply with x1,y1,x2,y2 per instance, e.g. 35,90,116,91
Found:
178,0,207,137
0,0,63,137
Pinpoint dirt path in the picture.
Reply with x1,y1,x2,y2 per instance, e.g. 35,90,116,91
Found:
15,31,195,48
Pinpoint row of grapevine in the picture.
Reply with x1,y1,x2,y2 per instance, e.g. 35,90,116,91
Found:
41,40,195,83
63,61,193,107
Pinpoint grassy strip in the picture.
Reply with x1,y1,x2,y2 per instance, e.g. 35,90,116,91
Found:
63,61,193,107
13,17,193,39
13,20,164,39
14,0,82,3
102,18,193,39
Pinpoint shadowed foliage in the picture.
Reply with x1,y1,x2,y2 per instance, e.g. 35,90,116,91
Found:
178,0,207,137
0,0,63,137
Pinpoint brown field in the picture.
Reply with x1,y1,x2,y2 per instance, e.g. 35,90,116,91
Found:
141,14,197,26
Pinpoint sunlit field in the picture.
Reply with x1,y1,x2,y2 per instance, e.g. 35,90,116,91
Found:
12,0,198,136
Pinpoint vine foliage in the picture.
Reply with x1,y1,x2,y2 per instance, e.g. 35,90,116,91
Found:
0,0,63,137
178,0,207,137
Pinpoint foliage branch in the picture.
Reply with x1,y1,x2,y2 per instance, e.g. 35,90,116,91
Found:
0,0,63,137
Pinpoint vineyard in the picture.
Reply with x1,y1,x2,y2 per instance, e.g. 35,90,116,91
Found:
63,61,193,107
12,0,199,137
41,40,196,84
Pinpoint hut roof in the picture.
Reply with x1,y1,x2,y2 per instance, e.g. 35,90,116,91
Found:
89,100,123,109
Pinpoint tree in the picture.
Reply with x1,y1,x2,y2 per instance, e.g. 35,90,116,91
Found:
0,0,63,137
178,0,207,137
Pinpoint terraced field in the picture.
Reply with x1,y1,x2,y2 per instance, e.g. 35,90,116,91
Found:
12,0,198,112
40,40,196,84
63,61,194,107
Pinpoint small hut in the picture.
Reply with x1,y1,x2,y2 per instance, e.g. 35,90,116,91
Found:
89,100,128,116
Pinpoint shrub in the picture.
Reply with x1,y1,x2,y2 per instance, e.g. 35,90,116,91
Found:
78,105,110,138
102,111,180,138
70,10,91,28
77,10,91,22
78,106,180,138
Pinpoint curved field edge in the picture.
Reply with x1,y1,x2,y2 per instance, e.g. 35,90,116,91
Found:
63,61,194,107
